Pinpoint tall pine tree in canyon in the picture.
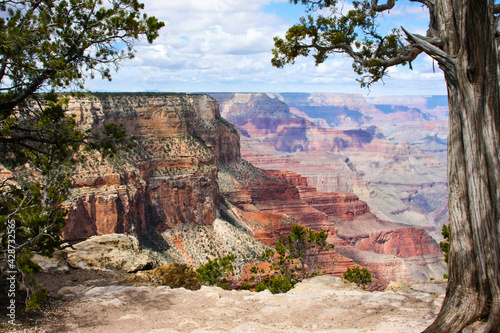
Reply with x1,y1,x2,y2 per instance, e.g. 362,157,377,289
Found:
272,1,500,331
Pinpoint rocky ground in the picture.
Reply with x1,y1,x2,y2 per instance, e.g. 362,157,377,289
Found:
2,268,446,333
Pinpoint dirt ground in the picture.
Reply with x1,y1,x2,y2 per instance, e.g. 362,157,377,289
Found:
1,268,445,333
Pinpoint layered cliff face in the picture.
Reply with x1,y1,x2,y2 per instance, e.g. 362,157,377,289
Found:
60,93,446,287
217,161,357,278
63,93,239,239
208,92,448,285
278,93,449,138
212,93,448,233
218,162,446,286
211,93,376,153
93,93,240,164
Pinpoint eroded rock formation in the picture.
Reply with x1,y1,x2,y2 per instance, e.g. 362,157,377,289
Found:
218,163,445,286
63,94,238,239
212,93,448,234
60,93,446,287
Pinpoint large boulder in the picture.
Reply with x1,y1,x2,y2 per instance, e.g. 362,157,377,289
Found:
64,234,160,273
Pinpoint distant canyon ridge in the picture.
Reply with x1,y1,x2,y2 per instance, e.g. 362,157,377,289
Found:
211,93,449,235
56,92,447,289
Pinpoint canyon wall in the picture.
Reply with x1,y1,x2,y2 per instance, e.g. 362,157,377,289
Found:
211,93,448,234
218,162,446,287
60,93,446,287
63,93,239,239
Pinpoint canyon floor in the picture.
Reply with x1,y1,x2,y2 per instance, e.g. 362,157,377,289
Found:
5,269,446,333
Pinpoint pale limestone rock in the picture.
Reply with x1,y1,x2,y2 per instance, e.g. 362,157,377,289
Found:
386,279,412,292
63,233,159,272
41,276,446,333
32,250,69,271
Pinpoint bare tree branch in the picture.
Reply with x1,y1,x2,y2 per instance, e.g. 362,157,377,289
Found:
409,0,434,8
406,33,443,47
402,26,456,75
312,40,423,70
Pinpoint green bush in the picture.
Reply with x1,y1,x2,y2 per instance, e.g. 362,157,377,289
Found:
440,225,450,262
196,254,235,289
248,224,335,294
255,275,296,294
440,224,450,279
241,281,251,290
440,224,450,264
343,266,372,290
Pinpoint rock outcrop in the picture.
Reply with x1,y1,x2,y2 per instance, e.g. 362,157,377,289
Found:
63,93,239,239
63,234,160,272
32,274,447,333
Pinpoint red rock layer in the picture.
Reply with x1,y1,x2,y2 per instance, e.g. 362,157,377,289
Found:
228,209,296,247
333,215,442,258
300,189,369,221
265,170,370,221
219,162,328,228
62,94,239,239
219,163,365,279
331,214,445,286
220,164,445,286
265,170,309,186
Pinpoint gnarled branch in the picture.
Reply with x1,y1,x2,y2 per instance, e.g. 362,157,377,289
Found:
409,0,435,8
402,26,456,76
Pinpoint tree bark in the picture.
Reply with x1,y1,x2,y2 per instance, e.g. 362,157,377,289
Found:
424,1,500,332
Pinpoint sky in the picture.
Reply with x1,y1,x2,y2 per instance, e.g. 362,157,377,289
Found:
85,0,448,97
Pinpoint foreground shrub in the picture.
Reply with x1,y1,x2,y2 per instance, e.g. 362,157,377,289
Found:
343,266,372,290
440,224,450,280
196,254,235,289
249,224,335,294
255,275,295,294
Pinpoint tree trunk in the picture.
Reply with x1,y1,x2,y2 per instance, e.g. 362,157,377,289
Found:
424,1,500,332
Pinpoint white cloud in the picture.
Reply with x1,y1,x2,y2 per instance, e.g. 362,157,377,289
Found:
85,0,446,96
388,3,430,20
143,0,273,13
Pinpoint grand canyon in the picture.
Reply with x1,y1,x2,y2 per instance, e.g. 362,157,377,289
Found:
5,1,500,332
56,92,448,288
1,92,453,332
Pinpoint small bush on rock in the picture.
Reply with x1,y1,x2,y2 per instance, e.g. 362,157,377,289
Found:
196,254,235,289
241,281,251,290
255,275,295,294
343,266,372,290
248,224,335,294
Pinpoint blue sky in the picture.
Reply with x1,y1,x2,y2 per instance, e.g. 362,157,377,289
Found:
85,0,447,97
